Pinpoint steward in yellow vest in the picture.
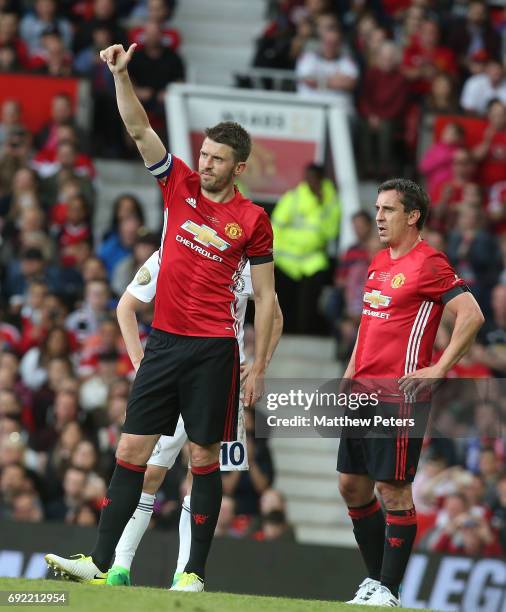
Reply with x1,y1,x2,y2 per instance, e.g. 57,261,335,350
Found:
272,164,341,281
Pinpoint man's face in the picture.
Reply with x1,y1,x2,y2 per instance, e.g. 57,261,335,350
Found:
198,138,242,193
63,469,86,498
375,190,418,246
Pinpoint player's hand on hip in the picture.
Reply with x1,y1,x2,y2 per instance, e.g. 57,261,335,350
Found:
100,43,137,74
398,364,444,395
242,369,264,408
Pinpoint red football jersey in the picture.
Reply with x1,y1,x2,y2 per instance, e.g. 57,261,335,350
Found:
148,153,273,337
354,241,466,384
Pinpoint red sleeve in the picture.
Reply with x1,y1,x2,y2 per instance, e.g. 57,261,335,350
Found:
147,154,194,208
418,252,468,303
246,208,273,264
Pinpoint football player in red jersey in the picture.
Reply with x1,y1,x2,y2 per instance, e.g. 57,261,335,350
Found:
45,43,276,593
339,179,484,607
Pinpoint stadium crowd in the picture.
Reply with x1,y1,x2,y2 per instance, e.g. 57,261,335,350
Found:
0,0,504,556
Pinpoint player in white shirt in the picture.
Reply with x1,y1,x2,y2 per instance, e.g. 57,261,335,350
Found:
105,251,283,587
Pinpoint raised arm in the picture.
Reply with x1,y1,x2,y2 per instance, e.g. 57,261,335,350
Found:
100,43,166,166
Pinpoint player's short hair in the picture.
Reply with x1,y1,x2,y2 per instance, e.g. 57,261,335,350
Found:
378,178,429,230
204,121,251,163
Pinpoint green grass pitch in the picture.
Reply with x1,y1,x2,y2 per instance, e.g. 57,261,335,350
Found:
0,578,436,611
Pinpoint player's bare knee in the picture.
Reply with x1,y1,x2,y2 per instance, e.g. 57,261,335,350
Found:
115,433,157,465
338,474,371,505
143,465,166,494
376,481,413,510
189,441,219,467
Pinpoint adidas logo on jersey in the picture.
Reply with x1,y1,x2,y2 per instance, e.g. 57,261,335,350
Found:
185,197,197,208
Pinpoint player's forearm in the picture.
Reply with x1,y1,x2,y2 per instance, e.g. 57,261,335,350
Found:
116,298,144,368
248,461,270,493
343,330,359,378
113,71,150,141
436,309,484,375
265,298,283,368
252,292,276,374
221,471,240,496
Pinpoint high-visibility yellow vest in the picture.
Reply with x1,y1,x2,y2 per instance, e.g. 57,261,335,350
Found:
271,179,341,280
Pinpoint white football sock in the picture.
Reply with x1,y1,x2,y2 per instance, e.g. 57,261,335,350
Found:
175,495,191,574
113,491,155,570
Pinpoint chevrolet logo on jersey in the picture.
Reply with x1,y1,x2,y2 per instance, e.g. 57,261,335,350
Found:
363,289,392,309
181,220,230,251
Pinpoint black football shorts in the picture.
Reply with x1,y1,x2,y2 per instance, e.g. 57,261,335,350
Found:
123,329,240,445
336,401,430,482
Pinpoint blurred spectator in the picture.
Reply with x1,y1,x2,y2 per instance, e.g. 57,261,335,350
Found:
478,447,502,505
111,231,159,296
0,127,32,203
45,465,88,520
128,21,185,123
69,502,99,526
488,181,506,234
129,0,180,52
98,202,145,277
490,474,506,554
446,203,502,314
0,99,24,150
1,167,39,229
73,24,124,157
430,148,477,230
2,247,59,307
446,0,501,71
31,356,74,429
35,93,82,156
473,99,506,188
73,0,126,55
19,326,73,391
295,16,358,112
79,347,124,410
401,19,457,96
432,512,502,557
11,491,43,522
272,163,340,334
34,125,95,181
358,40,408,179
0,12,30,70
423,72,461,118
19,0,73,55
30,30,73,77
39,140,95,206
475,284,506,376
419,122,466,202
260,509,294,541
460,61,506,115
65,278,111,343
31,389,80,452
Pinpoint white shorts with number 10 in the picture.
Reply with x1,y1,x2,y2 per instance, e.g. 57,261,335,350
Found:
147,401,248,471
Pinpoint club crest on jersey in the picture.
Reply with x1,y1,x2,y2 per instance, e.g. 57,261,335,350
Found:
391,273,406,289
363,289,392,309
181,220,230,251
185,197,197,208
225,222,243,240
136,266,151,285
234,276,245,293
